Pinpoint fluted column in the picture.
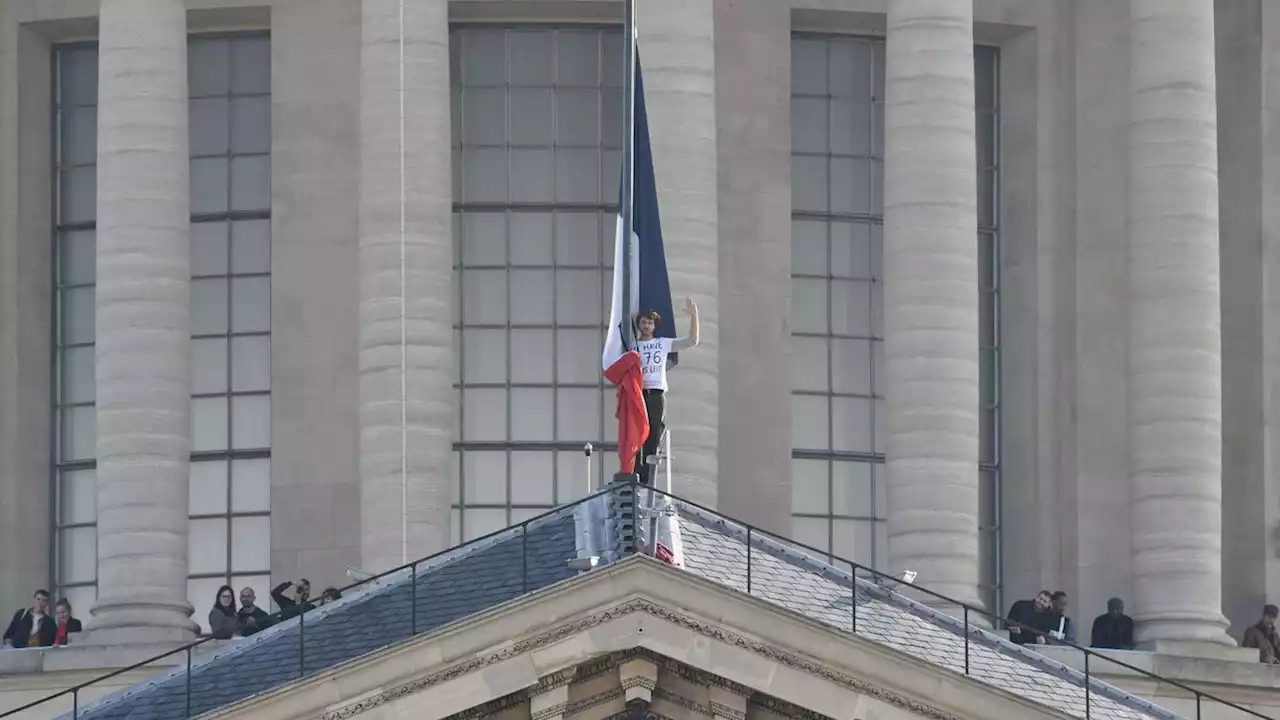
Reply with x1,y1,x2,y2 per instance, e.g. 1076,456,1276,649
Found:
358,0,453,572
1127,0,1232,647
91,0,197,641
639,0,718,510
883,0,982,608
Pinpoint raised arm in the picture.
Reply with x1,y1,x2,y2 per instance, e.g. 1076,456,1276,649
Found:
672,297,700,352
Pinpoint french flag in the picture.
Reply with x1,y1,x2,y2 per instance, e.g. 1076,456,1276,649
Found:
602,56,677,373
599,53,682,567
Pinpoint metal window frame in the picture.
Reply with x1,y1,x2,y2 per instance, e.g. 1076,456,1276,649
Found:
450,26,625,542
48,32,275,607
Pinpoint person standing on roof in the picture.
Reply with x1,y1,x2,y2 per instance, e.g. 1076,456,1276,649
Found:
1090,597,1135,650
1242,604,1280,664
634,297,700,485
272,578,316,621
1006,590,1055,645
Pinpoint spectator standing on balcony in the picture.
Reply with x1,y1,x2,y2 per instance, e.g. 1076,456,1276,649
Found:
2,589,55,648
237,586,271,637
1006,590,1054,645
209,585,239,639
51,598,82,646
272,578,316,620
1090,597,1135,650
1048,591,1076,643
1242,604,1280,664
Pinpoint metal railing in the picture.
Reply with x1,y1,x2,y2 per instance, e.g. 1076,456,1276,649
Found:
639,485,1274,720
2,479,1273,720
0,487,616,720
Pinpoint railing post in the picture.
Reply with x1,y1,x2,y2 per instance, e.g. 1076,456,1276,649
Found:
851,573,857,635
73,688,78,720
298,606,305,679
745,526,752,594
410,559,418,636
522,522,530,594
1084,651,1090,720
962,607,969,675
1196,693,1202,720
185,645,193,719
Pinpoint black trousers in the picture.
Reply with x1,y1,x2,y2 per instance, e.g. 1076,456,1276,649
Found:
636,390,666,485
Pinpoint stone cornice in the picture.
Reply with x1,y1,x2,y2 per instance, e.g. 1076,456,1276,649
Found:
315,599,962,720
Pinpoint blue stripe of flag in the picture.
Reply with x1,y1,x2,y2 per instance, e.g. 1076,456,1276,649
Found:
623,55,678,368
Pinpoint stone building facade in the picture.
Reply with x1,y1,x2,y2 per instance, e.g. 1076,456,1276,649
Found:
0,0,1276,672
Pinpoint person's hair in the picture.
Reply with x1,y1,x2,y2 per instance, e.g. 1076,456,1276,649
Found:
213,585,236,616
33,589,50,599
1264,604,1279,618
1051,591,1068,601
322,588,341,602
55,598,71,613
1107,597,1124,610
636,310,661,328
1036,589,1052,598
299,578,310,587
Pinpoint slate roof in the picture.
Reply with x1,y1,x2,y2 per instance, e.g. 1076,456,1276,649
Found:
669,498,1182,720
65,507,580,720
55,487,1200,720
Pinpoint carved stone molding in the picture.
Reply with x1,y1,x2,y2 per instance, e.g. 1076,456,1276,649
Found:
530,666,578,720
442,693,530,720
652,686,710,716
537,667,579,693
315,599,961,720
621,697,659,720
620,656,658,705
750,694,836,720
565,686,623,716
708,700,746,720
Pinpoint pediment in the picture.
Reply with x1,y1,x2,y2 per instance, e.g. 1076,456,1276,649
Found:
203,557,1077,720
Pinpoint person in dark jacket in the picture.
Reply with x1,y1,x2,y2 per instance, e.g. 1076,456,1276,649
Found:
1242,604,1280,664
1048,591,1076,643
236,586,272,637
51,598,83,646
3,589,55,649
272,579,316,620
1007,590,1055,645
1090,597,1136,650
208,585,239,639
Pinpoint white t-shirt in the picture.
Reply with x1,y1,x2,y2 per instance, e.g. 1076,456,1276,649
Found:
636,336,693,391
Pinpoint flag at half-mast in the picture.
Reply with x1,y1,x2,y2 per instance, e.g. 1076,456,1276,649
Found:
601,56,676,373
599,52,683,568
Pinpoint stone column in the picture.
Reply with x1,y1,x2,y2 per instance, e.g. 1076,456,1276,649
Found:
91,0,197,641
639,0,719,511
358,0,453,572
713,0,792,536
882,0,983,608
0,21,54,617
1127,0,1232,647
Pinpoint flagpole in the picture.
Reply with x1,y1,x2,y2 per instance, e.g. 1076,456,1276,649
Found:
619,0,637,352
